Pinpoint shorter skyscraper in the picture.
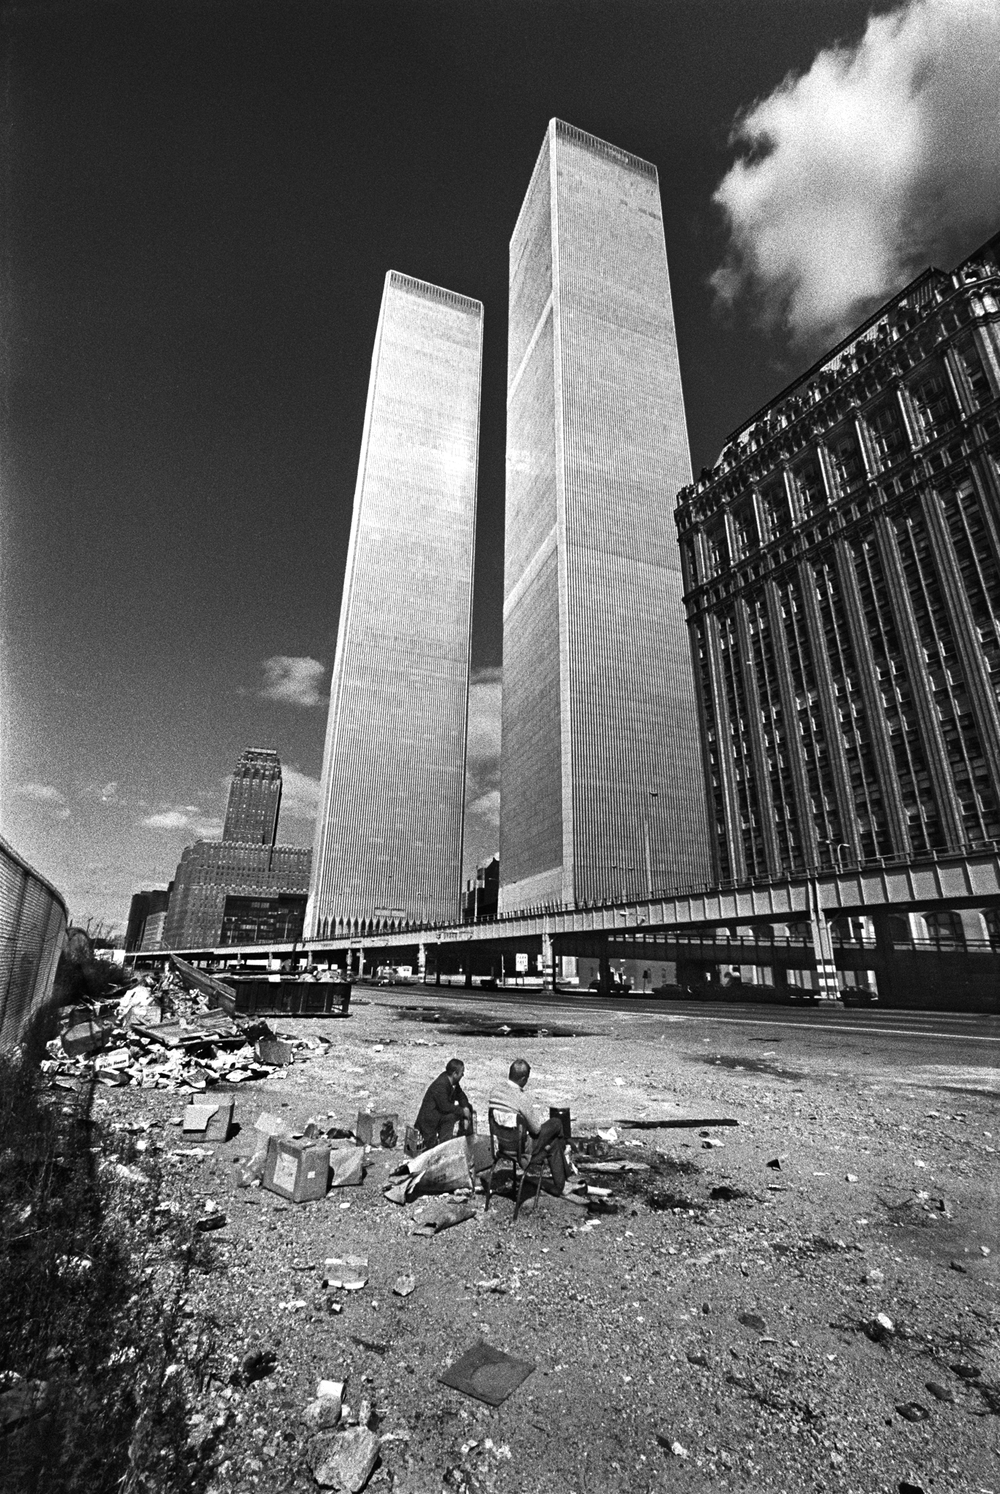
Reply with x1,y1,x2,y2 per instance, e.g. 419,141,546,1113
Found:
676,231,1000,883
223,748,282,845
162,841,311,949
161,748,310,949
308,272,483,934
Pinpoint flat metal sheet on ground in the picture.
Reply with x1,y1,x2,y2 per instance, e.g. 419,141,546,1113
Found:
438,1343,535,1406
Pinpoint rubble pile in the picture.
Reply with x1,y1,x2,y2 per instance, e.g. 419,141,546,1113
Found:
41,972,330,1094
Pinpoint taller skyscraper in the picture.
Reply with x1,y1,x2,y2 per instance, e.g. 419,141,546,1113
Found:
499,120,711,913
223,748,282,845
308,272,483,934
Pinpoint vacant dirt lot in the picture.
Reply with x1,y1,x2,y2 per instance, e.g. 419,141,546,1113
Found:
93,988,1000,1494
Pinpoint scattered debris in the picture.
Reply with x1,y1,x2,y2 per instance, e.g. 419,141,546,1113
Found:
41,971,329,1094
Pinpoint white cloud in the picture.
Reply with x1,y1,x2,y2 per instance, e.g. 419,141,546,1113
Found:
712,0,1000,345
141,806,223,837
14,782,71,820
258,655,327,707
280,766,321,821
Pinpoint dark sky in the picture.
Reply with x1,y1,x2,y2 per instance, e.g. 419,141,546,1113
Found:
1,0,899,925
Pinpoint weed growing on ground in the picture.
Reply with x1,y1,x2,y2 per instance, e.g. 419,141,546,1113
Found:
0,1041,214,1494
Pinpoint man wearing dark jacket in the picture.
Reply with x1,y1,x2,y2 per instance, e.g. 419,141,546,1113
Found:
414,1058,473,1149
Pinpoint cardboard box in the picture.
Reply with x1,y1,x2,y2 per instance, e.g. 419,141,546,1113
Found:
263,1136,331,1203
183,1098,234,1142
355,1112,398,1148
329,1148,365,1187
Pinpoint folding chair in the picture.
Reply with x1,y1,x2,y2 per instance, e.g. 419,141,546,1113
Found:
484,1106,556,1220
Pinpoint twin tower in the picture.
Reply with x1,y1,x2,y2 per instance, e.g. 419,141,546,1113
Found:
306,120,710,938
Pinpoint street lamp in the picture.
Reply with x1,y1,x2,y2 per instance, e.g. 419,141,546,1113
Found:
819,838,850,872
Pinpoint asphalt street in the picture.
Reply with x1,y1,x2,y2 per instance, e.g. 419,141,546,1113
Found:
366,983,1000,1095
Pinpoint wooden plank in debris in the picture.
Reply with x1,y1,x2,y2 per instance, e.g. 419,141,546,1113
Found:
616,1117,739,1129
168,954,236,1014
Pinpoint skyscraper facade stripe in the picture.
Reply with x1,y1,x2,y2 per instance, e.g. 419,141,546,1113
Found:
308,272,483,934
499,120,711,913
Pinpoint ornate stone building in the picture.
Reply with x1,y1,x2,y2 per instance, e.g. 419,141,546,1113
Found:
676,232,1000,885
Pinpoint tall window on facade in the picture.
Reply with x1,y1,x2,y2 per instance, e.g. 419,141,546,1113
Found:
954,335,994,410
731,502,758,558
746,597,800,871
940,479,1000,710
827,426,866,498
894,510,1000,844
706,524,730,576
718,612,765,875
759,479,790,539
866,399,908,468
908,365,957,442
692,622,731,883
792,453,826,516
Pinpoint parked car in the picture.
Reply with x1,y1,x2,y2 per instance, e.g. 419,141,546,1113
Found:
840,988,878,1007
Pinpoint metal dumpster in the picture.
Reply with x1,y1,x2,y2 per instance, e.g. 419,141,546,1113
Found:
228,977,352,1018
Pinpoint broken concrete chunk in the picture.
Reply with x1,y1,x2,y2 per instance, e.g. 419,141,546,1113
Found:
303,1396,343,1430
183,1099,233,1141
309,1426,380,1491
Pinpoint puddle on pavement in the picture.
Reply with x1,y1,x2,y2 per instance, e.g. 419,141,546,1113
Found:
394,1005,592,1039
692,1053,807,1081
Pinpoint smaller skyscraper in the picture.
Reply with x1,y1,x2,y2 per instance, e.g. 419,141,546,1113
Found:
223,748,282,845
162,748,310,949
308,272,483,935
125,888,170,951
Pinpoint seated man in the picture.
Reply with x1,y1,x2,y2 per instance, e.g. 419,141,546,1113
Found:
414,1058,473,1150
489,1058,578,1195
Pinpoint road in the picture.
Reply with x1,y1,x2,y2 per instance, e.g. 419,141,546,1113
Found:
362,981,1000,1092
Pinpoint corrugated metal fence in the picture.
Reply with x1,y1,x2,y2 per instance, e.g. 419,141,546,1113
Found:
0,833,68,1049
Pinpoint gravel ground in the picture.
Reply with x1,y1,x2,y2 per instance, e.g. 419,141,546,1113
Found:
94,987,1000,1494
